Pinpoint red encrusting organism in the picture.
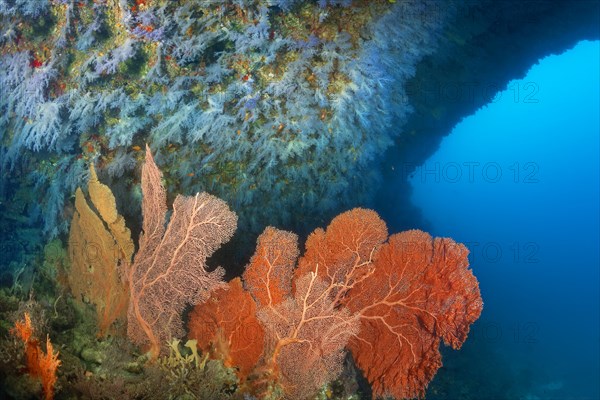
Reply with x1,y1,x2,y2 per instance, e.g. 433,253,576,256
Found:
30,57,43,68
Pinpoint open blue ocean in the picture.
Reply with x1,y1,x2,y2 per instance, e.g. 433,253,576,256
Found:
409,40,600,400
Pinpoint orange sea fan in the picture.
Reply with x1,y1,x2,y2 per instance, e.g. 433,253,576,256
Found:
186,208,483,399
188,278,265,380
12,313,61,400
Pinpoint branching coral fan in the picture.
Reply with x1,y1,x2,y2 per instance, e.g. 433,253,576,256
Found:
44,145,479,398
68,164,133,337
66,146,237,353
190,208,483,399
127,145,237,358
12,313,61,400
188,277,265,379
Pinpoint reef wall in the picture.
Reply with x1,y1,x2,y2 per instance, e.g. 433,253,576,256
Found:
0,0,598,274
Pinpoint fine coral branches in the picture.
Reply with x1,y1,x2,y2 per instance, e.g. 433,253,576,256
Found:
190,208,483,399
12,313,61,400
127,146,237,359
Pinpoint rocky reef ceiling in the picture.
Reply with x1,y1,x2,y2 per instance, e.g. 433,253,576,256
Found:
377,0,600,230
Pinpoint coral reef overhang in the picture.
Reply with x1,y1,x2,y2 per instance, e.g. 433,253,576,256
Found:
0,0,598,266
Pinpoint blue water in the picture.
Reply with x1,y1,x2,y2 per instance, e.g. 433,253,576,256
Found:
411,40,600,399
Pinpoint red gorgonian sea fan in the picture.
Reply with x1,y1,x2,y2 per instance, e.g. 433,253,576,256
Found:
189,208,483,398
188,277,265,379
301,210,483,398
244,226,359,399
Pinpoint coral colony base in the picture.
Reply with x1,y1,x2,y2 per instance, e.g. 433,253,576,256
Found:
0,1,483,399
